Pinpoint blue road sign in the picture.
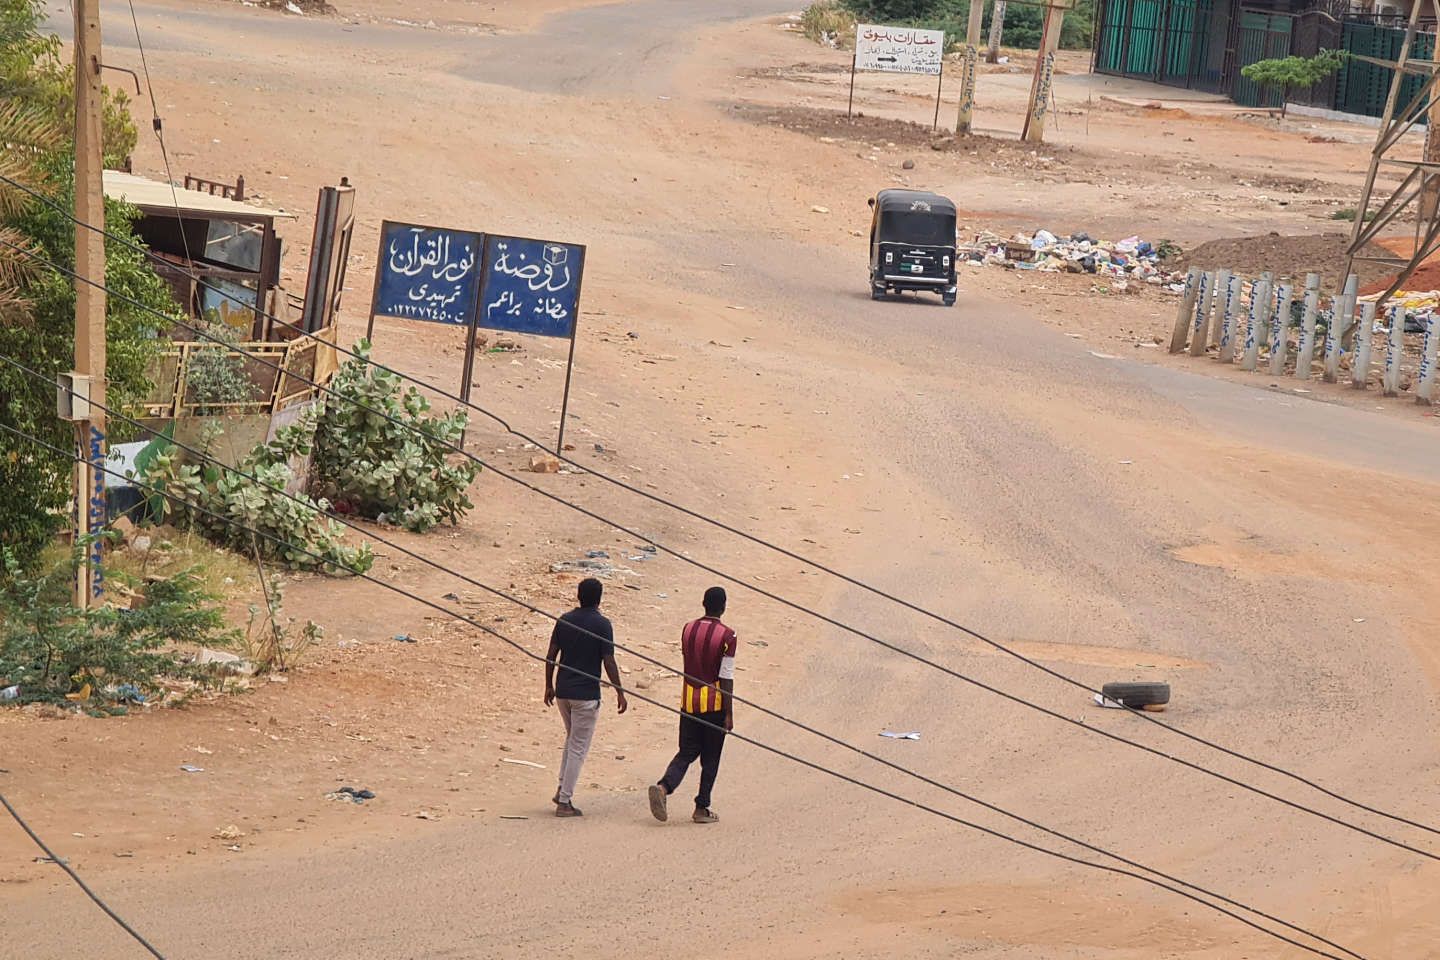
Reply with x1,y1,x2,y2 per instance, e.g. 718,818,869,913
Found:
372,221,482,326
477,235,586,339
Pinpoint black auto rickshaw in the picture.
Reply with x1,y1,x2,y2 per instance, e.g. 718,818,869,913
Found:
867,189,958,306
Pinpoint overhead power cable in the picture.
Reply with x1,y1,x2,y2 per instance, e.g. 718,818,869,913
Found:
0,416,1363,960
2,232,1435,862
125,0,193,268
0,791,168,959
9,352,1367,960
1,168,1432,842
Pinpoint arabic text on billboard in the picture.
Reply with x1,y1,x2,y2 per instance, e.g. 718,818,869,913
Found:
855,24,945,76
372,221,482,326
477,235,585,339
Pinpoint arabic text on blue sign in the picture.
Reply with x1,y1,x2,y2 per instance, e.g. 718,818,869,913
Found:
478,235,585,339
372,222,482,326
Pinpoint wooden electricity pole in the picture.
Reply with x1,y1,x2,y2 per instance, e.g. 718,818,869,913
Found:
955,0,986,134
986,0,1007,63
1021,1,1066,144
72,0,107,606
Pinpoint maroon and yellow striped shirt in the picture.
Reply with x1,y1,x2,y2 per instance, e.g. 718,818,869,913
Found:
679,617,737,714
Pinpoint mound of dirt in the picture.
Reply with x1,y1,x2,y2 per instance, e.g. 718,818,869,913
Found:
1172,232,1394,292
729,103,1098,182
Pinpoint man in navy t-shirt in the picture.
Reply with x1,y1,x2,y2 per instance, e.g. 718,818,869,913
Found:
544,577,627,817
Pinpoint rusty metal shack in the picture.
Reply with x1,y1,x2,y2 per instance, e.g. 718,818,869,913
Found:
103,171,348,424
103,170,296,340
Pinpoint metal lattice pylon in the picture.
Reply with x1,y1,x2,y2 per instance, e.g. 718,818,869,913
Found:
1342,0,1440,339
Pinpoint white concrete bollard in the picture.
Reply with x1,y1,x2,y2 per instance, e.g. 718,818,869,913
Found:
1324,274,1358,383
1170,267,1200,354
1351,301,1377,390
1269,282,1293,376
1218,275,1243,364
1205,268,1232,354
1242,273,1271,371
1417,314,1439,404
1295,274,1321,379
1382,307,1407,397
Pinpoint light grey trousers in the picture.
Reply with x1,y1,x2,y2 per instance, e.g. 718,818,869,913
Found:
556,698,600,804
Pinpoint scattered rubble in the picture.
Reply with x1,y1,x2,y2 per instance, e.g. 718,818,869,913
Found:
326,786,376,804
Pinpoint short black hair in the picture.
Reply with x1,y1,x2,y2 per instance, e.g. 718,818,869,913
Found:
703,586,727,616
578,578,603,608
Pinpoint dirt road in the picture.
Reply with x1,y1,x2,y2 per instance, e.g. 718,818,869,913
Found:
5,2,1439,958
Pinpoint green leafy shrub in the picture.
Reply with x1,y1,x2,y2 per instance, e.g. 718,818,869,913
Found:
241,573,322,673
802,0,858,46
140,406,373,574
186,312,255,415
837,0,1094,52
0,544,235,705
311,340,478,533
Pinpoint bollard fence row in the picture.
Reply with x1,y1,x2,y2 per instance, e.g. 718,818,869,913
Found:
1168,267,1437,406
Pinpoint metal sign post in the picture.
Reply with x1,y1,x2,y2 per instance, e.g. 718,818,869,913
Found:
933,66,944,130
847,46,858,118
475,234,587,454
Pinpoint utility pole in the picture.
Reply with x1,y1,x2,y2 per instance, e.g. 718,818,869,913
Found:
986,0,1006,63
72,0,107,606
1021,1,1066,144
955,0,985,134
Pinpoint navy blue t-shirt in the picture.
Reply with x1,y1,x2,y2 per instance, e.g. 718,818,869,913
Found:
551,606,615,700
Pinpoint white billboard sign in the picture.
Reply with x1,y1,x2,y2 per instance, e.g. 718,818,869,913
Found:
855,24,945,77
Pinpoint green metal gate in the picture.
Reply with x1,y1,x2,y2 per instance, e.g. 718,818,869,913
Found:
1094,0,1225,93
1232,10,1294,107
1335,21,1434,119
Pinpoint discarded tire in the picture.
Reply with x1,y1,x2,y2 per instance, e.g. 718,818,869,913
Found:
1101,681,1170,708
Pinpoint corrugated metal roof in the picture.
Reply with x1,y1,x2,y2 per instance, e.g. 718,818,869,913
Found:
103,170,296,220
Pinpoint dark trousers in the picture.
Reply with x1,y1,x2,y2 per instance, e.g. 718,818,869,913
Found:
659,710,727,810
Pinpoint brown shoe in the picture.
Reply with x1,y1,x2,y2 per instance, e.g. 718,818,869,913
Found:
692,807,718,824
647,783,668,822
555,802,582,818
552,790,561,806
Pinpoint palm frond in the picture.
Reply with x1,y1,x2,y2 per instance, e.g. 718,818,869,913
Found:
0,100,64,153
0,225,41,291
0,101,64,219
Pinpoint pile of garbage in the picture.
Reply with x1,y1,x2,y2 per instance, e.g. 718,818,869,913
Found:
1359,290,1433,333
959,230,1188,293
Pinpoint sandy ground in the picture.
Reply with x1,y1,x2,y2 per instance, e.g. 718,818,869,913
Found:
3,2,1439,958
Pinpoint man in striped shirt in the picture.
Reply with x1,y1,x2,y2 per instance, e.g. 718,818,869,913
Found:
648,586,736,824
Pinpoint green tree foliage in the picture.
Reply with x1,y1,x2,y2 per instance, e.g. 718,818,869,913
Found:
847,0,937,18
1241,50,1348,118
0,0,177,573
801,1,857,47
139,406,375,575
838,0,1095,51
1,0,137,166
311,341,478,533
0,544,236,704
